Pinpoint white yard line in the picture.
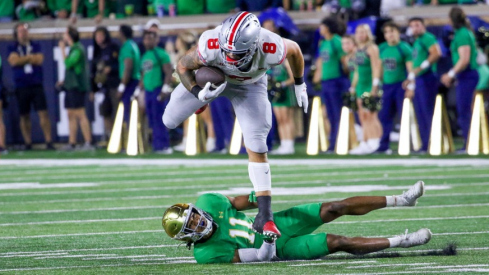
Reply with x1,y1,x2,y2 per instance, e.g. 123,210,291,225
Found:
91,173,489,187
0,245,178,255
1,166,484,182
0,217,159,227
347,263,431,269
2,202,488,216
0,230,164,240
0,262,180,272
0,194,196,205
2,158,489,166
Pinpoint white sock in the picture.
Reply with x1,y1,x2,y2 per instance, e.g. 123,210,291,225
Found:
388,236,402,248
367,138,380,150
282,139,294,150
248,162,272,192
385,196,396,207
181,137,187,146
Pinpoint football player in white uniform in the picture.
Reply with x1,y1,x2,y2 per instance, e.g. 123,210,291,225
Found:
163,12,308,239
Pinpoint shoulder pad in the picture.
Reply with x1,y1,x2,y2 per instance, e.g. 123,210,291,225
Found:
258,28,286,66
198,26,221,65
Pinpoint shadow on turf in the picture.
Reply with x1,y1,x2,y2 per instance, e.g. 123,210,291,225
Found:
324,243,457,260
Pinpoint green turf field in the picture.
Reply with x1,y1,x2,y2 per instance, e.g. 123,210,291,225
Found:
1,157,489,274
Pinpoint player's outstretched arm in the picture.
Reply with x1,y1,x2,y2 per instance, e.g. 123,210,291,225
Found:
233,239,276,263
227,194,258,211
283,38,304,78
176,45,204,92
284,38,308,113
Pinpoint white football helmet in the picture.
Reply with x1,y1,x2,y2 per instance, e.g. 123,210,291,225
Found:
218,12,261,69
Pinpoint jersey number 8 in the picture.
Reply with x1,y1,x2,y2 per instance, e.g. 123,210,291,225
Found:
263,42,276,54
207,39,219,50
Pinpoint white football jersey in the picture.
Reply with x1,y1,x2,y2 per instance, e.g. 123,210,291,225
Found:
197,25,287,85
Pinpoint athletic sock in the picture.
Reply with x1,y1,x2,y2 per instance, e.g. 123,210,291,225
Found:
385,196,397,207
388,236,402,248
248,162,271,192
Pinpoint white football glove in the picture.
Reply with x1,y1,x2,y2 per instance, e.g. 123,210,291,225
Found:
161,84,173,94
294,83,308,113
198,81,227,103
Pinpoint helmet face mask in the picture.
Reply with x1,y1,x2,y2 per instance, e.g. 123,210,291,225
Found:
162,203,214,245
218,12,261,70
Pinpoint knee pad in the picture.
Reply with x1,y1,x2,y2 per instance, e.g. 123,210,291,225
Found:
162,113,177,129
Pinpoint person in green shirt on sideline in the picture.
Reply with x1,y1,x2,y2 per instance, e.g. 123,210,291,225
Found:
377,21,414,154
407,17,442,153
206,0,235,14
46,0,73,19
0,1,15,22
313,16,350,152
349,24,383,155
139,30,174,154
440,7,479,152
263,19,296,155
117,24,141,122
341,35,357,82
58,26,93,151
71,0,105,24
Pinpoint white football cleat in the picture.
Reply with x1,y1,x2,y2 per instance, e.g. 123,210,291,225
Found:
269,146,294,155
398,181,425,206
398,228,432,248
349,141,370,155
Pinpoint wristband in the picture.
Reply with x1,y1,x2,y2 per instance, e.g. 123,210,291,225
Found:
407,82,415,91
248,191,257,203
349,87,355,93
420,60,430,70
447,69,456,78
70,12,76,18
408,72,415,81
190,85,202,98
372,78,380,87
117,83,125,93
294,76,304,85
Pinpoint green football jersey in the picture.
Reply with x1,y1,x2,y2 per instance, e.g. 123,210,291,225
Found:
412,32,438,76
141,47,171,91
119,39,141,80
379,41,413,84
451,27,478,71
318,34,345,81
193,193,263,264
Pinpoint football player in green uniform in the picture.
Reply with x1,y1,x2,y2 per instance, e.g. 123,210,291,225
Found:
162,181,431,263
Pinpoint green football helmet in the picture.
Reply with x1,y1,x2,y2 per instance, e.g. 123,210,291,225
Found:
162,203,215,244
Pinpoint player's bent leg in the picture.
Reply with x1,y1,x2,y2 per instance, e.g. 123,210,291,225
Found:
320,196,387,223
162,84,207,129
279,233,329,260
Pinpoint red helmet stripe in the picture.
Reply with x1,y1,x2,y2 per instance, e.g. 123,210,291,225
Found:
227,12,250,48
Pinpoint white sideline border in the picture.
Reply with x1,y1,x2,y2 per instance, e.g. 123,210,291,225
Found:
2,158,489,167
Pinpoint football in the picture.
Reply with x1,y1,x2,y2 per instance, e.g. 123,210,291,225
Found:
195,66,226,88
